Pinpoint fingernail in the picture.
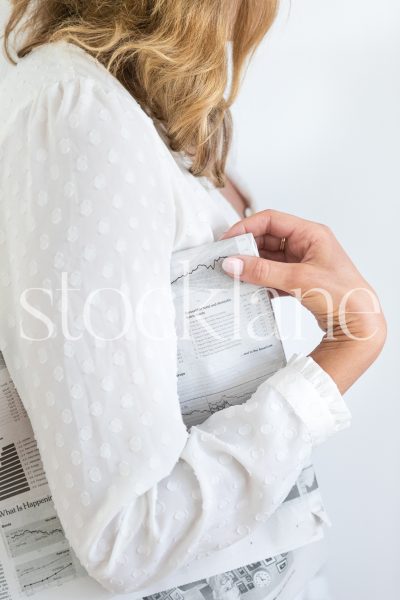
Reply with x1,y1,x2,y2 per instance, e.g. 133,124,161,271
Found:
222,257,244,276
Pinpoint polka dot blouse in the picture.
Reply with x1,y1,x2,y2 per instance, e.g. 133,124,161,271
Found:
0,41,351,595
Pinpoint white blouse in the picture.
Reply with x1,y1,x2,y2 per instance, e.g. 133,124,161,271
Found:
0,40,351,595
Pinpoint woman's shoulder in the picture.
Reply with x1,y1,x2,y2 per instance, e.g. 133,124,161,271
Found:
0,40,156,137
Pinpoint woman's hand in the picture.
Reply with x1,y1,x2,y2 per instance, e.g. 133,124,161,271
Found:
220,209,387,394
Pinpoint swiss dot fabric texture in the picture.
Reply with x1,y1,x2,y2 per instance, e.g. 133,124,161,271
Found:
0,41,351,594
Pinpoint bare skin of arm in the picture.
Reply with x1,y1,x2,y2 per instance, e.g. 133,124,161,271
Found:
220,176,250,218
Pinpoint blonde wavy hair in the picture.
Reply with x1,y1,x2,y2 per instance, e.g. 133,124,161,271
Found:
4,0,278,187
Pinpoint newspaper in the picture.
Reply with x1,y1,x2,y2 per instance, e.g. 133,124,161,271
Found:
141,541,327,600
0,352,86,600
0,233,328,599
172,234,286,428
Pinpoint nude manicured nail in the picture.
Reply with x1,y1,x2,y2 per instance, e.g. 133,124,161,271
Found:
221,257,244,276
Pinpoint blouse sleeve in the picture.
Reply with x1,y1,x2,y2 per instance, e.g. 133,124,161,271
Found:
0,76,351,594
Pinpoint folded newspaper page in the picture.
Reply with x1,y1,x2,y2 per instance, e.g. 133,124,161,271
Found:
0,233,328,599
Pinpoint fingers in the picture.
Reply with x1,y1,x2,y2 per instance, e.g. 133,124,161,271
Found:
255,234,283,253
259,249,287,263
220,209,309,241
221,255,306,293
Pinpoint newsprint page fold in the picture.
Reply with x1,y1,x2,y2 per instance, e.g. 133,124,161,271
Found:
0,233,327,600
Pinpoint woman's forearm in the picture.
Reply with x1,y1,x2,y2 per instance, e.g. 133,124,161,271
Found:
310,319,387,395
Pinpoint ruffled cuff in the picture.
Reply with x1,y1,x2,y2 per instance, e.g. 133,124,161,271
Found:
266,353,352,446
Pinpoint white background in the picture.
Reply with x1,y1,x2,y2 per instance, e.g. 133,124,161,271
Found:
230,1,400,598
1,1,399,598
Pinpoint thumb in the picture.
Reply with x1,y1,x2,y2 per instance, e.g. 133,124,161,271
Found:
221,255,301,294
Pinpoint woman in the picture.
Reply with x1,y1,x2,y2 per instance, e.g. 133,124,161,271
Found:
0,1,386,598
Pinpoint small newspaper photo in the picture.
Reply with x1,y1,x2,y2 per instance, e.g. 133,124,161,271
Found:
0,234,328,600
